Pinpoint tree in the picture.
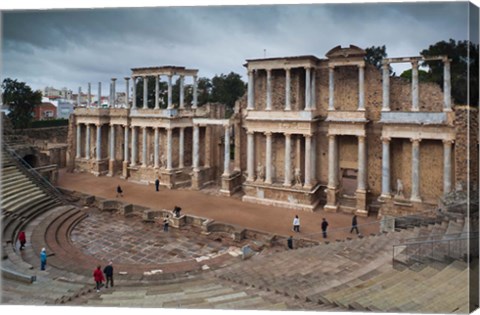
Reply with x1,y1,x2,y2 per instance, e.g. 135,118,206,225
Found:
399,69,435,83
210,72,246,116
364,45,392,73
2,78,42,129
420,39,479,106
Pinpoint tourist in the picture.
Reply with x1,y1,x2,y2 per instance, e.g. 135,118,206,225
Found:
287,236,293,249
116,185,123,198
350,214,359,234
163,215,169,232
321,218,329,239
155,178,160,192
103,262,114,288
18,231,26,250
173,206,182,218
93,265,105,293
40,248,47,270
293,215,300,232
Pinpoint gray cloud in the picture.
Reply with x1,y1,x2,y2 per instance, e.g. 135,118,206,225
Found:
1,2,472,92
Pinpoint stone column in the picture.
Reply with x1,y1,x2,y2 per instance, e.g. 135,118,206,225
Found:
192,75,198,109
155,75,160,109
283,133,292,186
328,66,335,110
123,125,129,163
193,125,200,171
247,70,254,110
131,77,137,109
97,82,102,107
285,68,291,111
443,139,453,195
111,78,116,108
311,134,316,183
167,127,173,170
327,135,337,189
96,124,102,161
381,137,391,198
444,60,452,111
411,60,419,111
179,127,185,168
142,127,147,167
154,128,159,168
131,126,137,166
304,134,312,188
326,134,338,211
382,63,390,111
265,132,273,184
76,124,81,158
85,124,90,159
179,75,185,109
247,131,255,181
87,83,91,108
357,135,367,191
143,76,148,109
109,125,115,161
167,74,173,109
223,125,231,176
124,77,130,109
266,69,272,110
310,68,316,110
411,138,421,202
358,65,365,111
305,67,311,110
78,87,82,107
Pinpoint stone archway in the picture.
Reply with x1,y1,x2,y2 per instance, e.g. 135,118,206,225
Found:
23,154,38,168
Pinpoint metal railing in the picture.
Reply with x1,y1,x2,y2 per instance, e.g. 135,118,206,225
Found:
2,143,68,205
393,232,479,267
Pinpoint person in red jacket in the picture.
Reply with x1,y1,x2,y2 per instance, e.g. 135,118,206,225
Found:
93,265,105,292
18,231,26,250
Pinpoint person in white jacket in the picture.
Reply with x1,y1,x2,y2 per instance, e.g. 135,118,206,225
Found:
293,215,300,233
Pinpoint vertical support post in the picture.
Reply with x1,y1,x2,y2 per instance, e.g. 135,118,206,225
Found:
76,124,81,158
284,133,292,186
155,75,160,109
358,65,365,111
285,68,291,111
411,60,419,111
192,75,198,109
167,74,173,109
154,127,159,168
111,78,116,108
265,132,272,184
131,77,137,109
381,137,391,198
304,134,312,188
410,138,421,202
96,124,102,161
167,127,173,170
382,63,390,111
247,131,255,181
193,125,199,171
247,70,254,110
179,127,185,168
85,124,90,159
142,127,147,167
124,77,130,109
443,139,453,196
444,59,452,111
305,67,311,110
223,125,231,176
179,75,185,109
266,69,272,110
123,125,129,163
130,126,137,166
328,66,335,110
87,83,91,108
143,76,148,109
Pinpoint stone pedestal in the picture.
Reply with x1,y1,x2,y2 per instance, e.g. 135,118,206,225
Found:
191,170,202,190
160,169,175,189
324,187,338,212
92,159,108,177
355,189,368,217
220,171,242,196
107,160,115,177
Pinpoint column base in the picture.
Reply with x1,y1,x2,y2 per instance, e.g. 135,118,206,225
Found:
122,161,129,179
107,160,115,177
378,193,392,202
191,170,202,190
355,209,369,217
326,186,338,212
410,196,422,203
220,172,242,196
324,204,338,213
160,169,175,189
355,189,367,215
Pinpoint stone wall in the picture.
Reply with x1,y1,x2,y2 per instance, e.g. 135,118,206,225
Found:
389,77,445,112
454,106,479,189
18,126,69,143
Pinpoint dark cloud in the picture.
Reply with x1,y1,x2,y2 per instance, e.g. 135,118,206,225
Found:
1,2,473,92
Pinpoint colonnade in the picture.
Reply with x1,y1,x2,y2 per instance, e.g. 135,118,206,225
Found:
247,67,316,111
246,132,316,188
380,137,454,201
328,64,365,111
75,122,232,175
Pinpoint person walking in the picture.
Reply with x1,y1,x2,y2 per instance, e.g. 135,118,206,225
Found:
93,265,105,293
103,262,114,288
155,178,160,192
163,215,169,232
350,214,359,234
293,215,300,233
116,185,123,198
40,248,47,270
18,231,26,250
321,218,329,239
287,236,293,249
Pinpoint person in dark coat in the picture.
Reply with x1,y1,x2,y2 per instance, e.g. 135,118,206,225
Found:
40,248,47,270
18,231,26,250
287,236,293,249
103,262,114,288
155,178,160,192
321,218,329,239
173,206,182,218
116,185,123,197
93,265,105,292
163,215,169,232
350,215,359,234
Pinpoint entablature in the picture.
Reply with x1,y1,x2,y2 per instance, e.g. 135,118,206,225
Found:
380,111,454,126
381,124,455,141
244,120,316,136
326,110,368,123
246,110,318,122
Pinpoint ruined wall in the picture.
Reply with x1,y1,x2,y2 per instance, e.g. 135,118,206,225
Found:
333,66,359,112
419,139,443,202
18,126,69,143
454,106,479,189
389,77,445,112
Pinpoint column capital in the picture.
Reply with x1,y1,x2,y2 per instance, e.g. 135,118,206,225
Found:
327,133,336,139
358,64,365,69
304,133,312,139
358,135,366,141
411,60,419,67
284,67,291,72
284,132,292,137
247,130,255,135
95,123,102,127
328,65,335,70
382,62,390,70
111,78,117,82
381,136,391,143
264,131,272,137
410,137,421,143
124,77,130,81
442,139,455,145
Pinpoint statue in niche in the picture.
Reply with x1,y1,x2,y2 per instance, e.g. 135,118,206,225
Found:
395,179,405,199
294,168,302,186
160,154,167,169
256,163,265,182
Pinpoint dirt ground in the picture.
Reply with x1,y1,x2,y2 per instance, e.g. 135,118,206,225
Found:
57,169,380,242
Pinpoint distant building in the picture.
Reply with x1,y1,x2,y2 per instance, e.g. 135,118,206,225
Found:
34,102,57,120
57,100,75,119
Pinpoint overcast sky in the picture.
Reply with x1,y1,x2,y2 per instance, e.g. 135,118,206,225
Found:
1,0,478,94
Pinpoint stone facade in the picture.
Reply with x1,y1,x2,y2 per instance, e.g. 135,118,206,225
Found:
68,45,476,218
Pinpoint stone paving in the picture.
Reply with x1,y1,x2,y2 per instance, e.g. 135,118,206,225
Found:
71,208,245,265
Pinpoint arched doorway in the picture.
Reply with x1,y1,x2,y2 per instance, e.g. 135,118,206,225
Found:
23,154,37,168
